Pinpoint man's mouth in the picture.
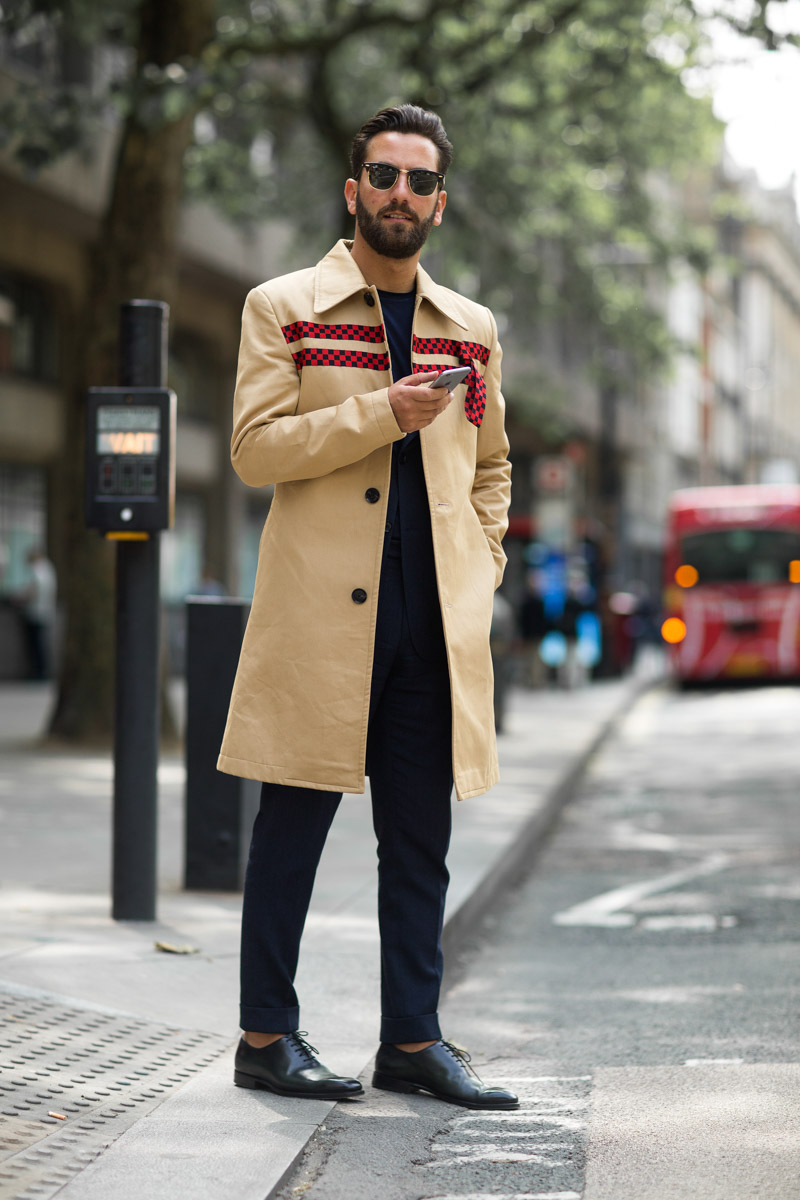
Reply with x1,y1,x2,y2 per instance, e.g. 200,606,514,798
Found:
381,207,416,223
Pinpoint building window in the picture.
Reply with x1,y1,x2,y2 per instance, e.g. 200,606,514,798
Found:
160,493,206,603
0,464,47,593
168,333,216,421
240,499,271,599
0,271,58,382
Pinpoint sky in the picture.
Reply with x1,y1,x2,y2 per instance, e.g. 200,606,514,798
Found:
698,1,800,208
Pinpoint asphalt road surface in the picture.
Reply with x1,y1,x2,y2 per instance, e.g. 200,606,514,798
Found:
276,682,800,1200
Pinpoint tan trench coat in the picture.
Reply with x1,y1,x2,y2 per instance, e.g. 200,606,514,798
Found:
217,240,511,801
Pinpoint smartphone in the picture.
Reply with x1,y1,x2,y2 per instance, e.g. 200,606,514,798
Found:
431,366,471,390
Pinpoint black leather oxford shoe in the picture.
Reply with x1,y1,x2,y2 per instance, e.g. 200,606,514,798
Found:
372,1040,519,1109
234,1032,364,1099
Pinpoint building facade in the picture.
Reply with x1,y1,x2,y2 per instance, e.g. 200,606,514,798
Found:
500,158,800,647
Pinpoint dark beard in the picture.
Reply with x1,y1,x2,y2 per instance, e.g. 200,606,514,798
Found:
355,191,436,259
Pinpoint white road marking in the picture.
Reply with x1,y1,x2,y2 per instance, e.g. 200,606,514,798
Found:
456,1114,585,1129
552,853,731,926
638,913,737,931
422,1192,581,1199
618,688,662,740
750,883,800,899
491,1075,591,1082
454,1132,574,1140
427,1152,568,1166
684,1057,745,1066
609,818,682,852
615,984,741,1004
434,1143,571,1152
481,1098,587,1108
631,890,714,911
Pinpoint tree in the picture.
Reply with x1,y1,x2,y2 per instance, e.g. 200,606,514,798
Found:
0,0,795,739
3,0,217,738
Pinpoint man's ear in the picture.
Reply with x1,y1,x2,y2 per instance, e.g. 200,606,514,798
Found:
433,189,447,226
344,178,358,216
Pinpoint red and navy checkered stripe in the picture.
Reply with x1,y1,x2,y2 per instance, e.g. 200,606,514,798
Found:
282,321,385,345
413,336,490,427
412,336,490,367
283,320,389,374
291,346,390,371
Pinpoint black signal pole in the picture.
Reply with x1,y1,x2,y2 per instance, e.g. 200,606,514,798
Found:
112,300,168,921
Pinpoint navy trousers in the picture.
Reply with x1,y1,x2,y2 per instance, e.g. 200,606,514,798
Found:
239,543,453,1043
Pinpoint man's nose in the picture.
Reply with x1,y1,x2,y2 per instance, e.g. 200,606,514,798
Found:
390,172,413,200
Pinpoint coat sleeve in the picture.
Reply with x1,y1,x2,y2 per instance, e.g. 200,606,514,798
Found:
471,308,511,589
230,286,404,486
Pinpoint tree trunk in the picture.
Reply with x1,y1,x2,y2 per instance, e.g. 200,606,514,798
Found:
49,0,215,741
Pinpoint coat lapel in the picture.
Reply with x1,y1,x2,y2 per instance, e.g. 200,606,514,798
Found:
313,240,469,333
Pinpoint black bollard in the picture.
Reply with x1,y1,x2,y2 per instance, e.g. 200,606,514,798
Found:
184,598,258,890
111,300,168,921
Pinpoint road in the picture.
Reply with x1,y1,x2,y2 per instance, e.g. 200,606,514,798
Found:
275,682,800,1200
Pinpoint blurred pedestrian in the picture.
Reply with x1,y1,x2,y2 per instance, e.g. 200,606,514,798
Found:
519,580,548,687
17,548,57,680
491,589,515,732
607,589,638,674
218,105,516,1110
558,583,588,689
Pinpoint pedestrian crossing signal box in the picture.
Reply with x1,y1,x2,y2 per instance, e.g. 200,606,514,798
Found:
85,387,176,535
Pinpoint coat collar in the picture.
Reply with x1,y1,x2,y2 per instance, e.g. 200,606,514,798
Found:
314,239,468,331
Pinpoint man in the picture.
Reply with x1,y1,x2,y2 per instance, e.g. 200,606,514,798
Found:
219,104,515,1110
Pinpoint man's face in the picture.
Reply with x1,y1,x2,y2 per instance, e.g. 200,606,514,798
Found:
345,131,447,260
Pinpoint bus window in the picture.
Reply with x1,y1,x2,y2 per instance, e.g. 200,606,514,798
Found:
681,529,800,584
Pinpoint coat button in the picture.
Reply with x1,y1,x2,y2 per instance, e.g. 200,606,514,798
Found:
363,292,375,307
365,488,380,503
398,453,407,465
385,522,392,533
351,588,368,604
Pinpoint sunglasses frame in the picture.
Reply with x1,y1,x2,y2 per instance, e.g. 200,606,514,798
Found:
360,161,445,196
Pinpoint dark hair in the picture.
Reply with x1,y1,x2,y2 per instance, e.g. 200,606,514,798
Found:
350,104,453,179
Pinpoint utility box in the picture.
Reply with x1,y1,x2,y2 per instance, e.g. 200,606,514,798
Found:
85,386,176,534
184,598,260,891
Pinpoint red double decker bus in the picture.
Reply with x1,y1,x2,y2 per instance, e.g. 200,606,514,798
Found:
662,484,800,683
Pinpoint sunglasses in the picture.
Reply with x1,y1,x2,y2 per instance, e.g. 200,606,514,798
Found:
360,162,445,197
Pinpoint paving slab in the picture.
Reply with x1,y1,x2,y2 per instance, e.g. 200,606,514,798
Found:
0,669,654,1200
54,1055,335,1200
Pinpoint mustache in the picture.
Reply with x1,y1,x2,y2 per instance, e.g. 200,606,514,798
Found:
378,203,418,222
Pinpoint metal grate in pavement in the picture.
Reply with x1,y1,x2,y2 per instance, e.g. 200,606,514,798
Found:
0,989,232,1200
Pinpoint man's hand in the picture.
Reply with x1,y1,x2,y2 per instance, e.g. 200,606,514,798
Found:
387,372,453,433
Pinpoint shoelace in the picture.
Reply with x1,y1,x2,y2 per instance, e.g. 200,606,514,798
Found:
289,1031,319,1064
441,1039,480,1079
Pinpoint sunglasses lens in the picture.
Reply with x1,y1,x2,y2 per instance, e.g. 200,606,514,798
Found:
408,171,439,196
366,165,400,190
363,164,441,195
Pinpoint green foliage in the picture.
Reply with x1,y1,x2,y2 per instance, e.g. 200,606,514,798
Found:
0,75,91,168
1,0,792,400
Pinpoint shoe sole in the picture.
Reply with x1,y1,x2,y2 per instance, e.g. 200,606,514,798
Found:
372,1070,519,1110
234,1069,364,1099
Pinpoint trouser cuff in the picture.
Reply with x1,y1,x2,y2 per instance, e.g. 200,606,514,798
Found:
239,1004,299,1033
380,1012,442,1043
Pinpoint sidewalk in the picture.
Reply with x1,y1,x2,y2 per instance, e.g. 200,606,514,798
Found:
0,668,655,1200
